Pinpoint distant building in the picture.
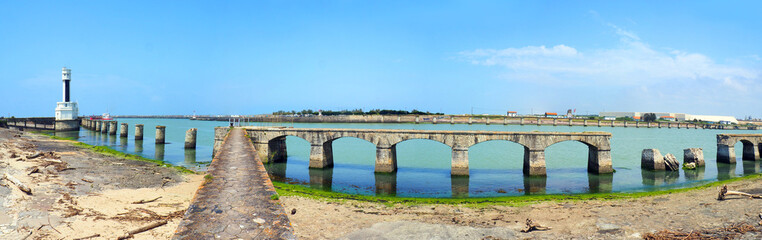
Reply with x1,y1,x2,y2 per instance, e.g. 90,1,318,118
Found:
599,111,737,124
603,116,616,121
659,116,676,121
506,111,517,117
633,116,642,121
545,112,558,118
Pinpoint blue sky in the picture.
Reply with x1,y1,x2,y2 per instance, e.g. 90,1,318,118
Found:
1,1,760,118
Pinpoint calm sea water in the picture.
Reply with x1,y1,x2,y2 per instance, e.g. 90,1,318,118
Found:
56,118,762,198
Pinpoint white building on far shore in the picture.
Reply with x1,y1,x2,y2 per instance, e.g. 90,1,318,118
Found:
599,112,738,124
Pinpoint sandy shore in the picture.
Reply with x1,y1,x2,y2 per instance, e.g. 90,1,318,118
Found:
2,127,761,239
0,128,202,239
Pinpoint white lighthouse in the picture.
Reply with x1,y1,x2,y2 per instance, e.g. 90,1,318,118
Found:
55,67,78,120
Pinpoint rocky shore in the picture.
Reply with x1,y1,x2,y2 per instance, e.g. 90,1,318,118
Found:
0,128,202,239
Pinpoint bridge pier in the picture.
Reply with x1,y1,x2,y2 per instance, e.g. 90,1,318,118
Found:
108,121,117,135
257,136,287,163
309,141,333,168
520,118,524,125
185,128,198,149
155,125,165,144
588,148,613,174
553,118,557,126
523,148,546,176
451,147,469,176
717,144,736,163
135,124,144,140
375,144,397,173
120,123,128,137
743,143,760,161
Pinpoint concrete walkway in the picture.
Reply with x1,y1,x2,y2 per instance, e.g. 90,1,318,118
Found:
174,128,295,239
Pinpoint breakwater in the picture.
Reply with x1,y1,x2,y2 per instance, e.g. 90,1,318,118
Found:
188,114,754,130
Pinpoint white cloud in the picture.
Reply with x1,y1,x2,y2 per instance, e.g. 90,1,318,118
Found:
458,23,762,116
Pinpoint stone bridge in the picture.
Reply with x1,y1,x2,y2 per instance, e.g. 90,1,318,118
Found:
221,127,614,176
717,134,762,163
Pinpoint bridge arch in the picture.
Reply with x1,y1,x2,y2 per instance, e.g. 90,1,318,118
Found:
467,140,526,169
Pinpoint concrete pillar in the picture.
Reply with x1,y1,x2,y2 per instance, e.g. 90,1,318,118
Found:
597,120,601,127
623,121,628,128
743,143,760,161
658,122,662,128
257,137,287,163
184,128,197,149
536,118,541,126
397,116,401,122
120,123,128,137
683,148,705,167
583,119,588,126
432,117,437,124
451,147,469,176
309,141,333,168
611,120,615,127
504,117,508,125
520,118,524,125
636,121,639,128
523,147,546,176
101,121,109,133
135,124,144,140
717,144,736,163
155,125,165,144
588,149,613,174
375,144,397,173
415,116,420,124
468,117,472,125
553,118,557,126
96,121,102,132
569,118,573,126
450,117,455,124
108,121,117,135
485,117,490,125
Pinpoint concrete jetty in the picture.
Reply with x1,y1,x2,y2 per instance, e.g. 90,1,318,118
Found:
173,128,295,239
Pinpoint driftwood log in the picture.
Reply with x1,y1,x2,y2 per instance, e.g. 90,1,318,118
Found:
131,196,162,204
3,173,32,195
521,218,551,233
717,185,762,200
117,220,167,239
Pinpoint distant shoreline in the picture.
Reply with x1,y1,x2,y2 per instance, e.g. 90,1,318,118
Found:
109,114,759,130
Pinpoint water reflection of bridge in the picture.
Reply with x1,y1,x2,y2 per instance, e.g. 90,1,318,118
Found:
263,162,614,197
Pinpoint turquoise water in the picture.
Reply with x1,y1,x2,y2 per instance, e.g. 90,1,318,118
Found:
60,118,762,197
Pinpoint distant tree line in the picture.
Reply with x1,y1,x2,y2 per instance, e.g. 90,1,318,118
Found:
642,113,657,122
272,109,444,116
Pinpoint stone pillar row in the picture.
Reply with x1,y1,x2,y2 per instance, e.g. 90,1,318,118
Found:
252,135,613,177
82,121,197,149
